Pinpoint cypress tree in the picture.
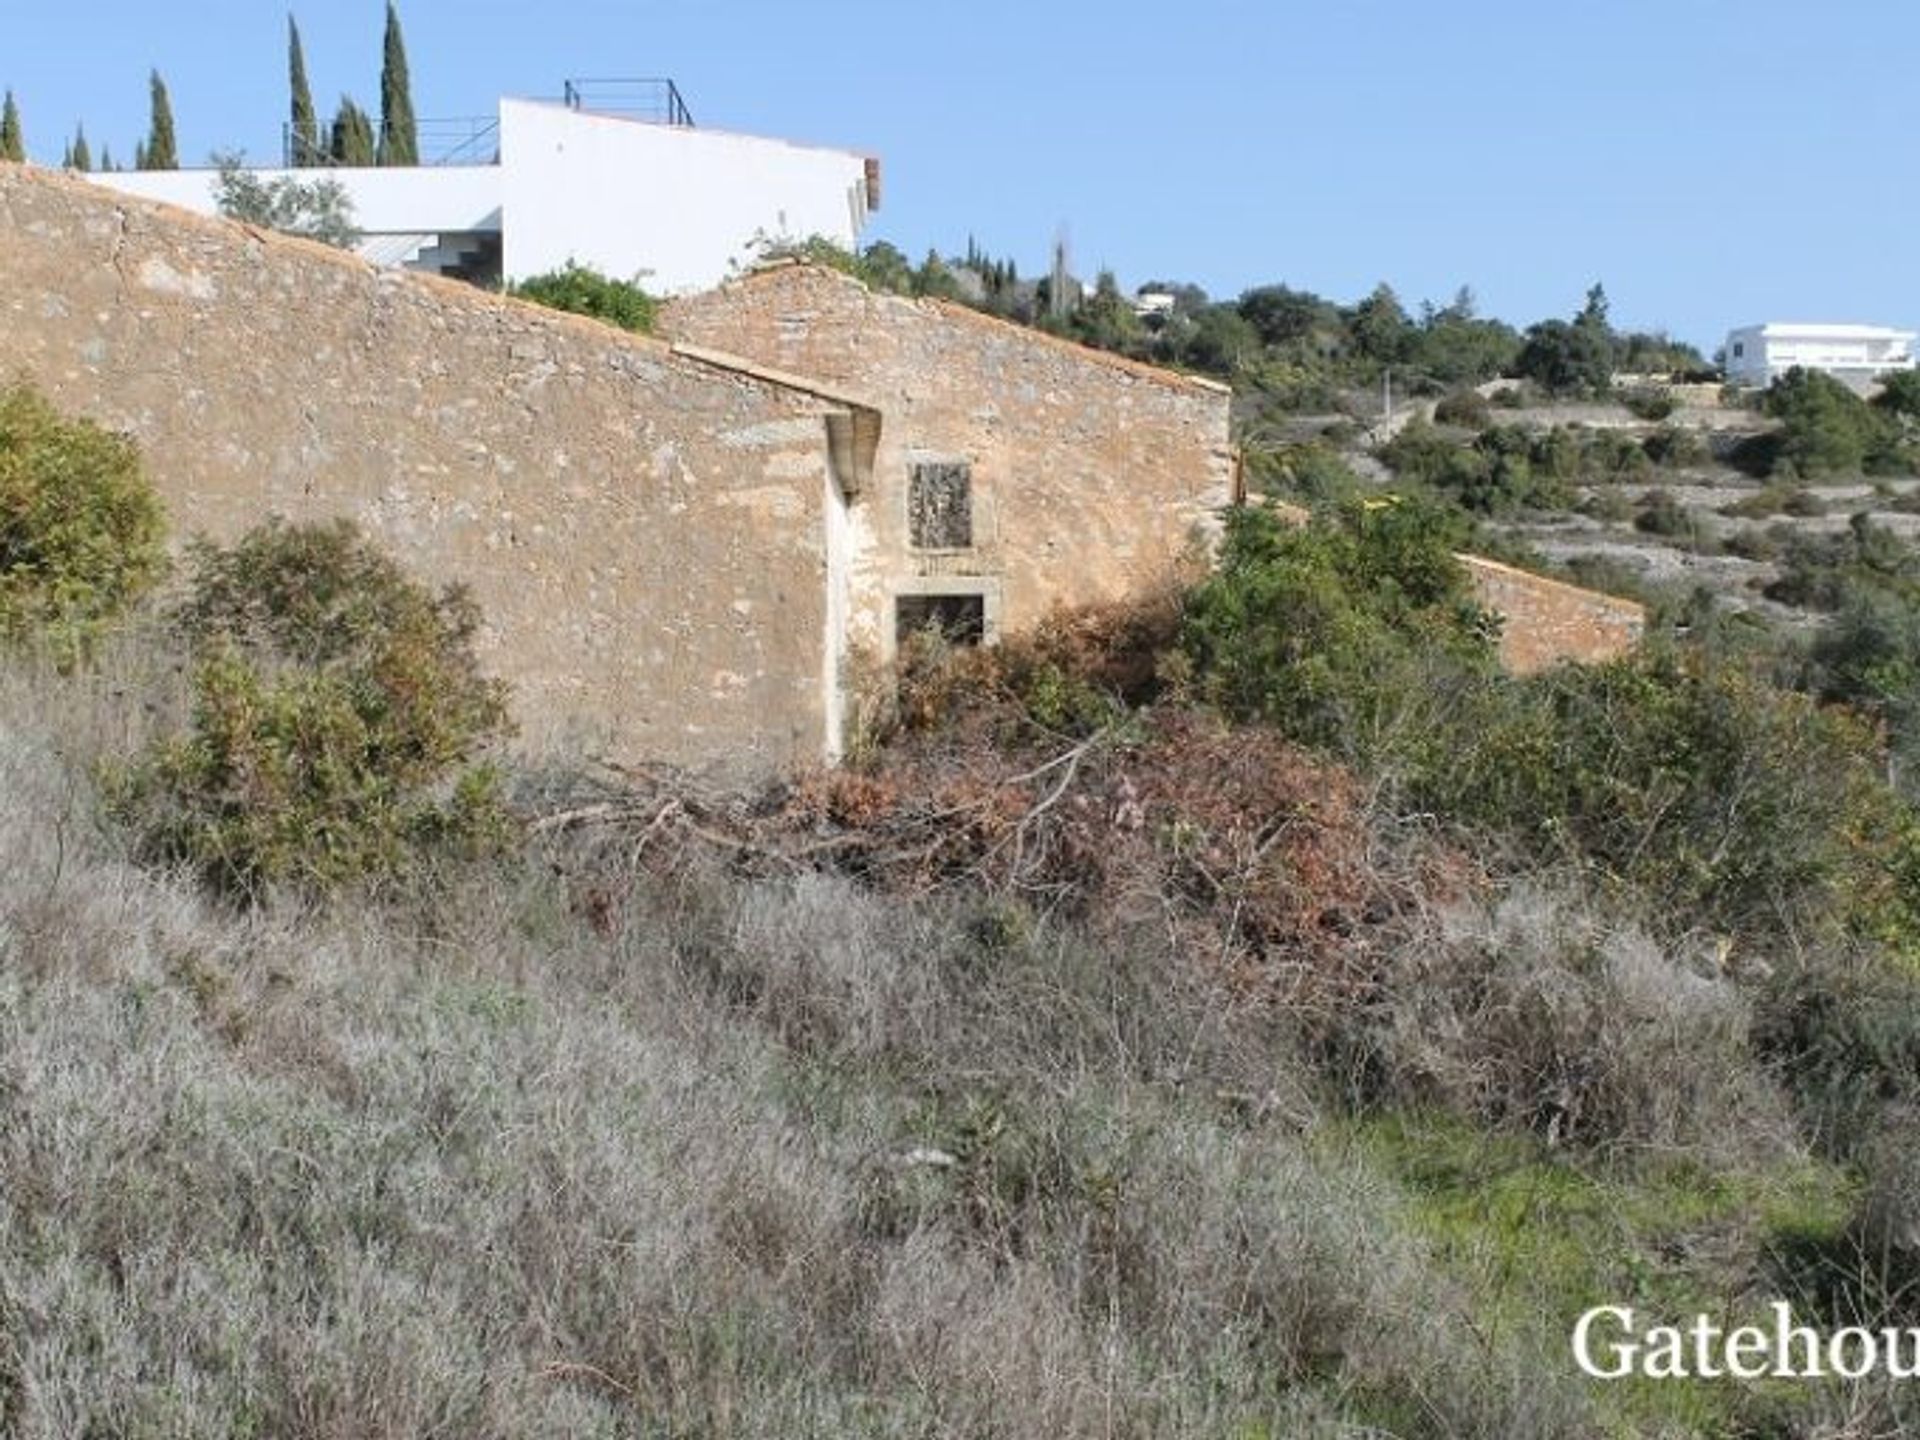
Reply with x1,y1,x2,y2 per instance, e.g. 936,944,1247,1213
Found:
330,97,375,166
0,91,24,163
133,140,147,171
99,143,116,172
71,125,91,172
376,2,417,166
288,15,319,166
142,71,178,170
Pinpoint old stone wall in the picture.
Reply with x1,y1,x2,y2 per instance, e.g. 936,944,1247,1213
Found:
1265,502,1643,673
662,263,1238,661
0,164,854,773
1457,555,1645,673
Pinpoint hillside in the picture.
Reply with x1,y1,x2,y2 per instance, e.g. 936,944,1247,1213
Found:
6,401,1920,1434
4,622,1912,1439
4,206,1920,1435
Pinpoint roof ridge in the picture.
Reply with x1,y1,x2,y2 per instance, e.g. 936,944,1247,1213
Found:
0,163,885,412
712,261,1232,395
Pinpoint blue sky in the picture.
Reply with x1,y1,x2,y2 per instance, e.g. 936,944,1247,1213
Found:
4,0,1911,348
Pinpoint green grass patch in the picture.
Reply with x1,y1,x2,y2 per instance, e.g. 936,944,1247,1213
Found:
1325,1110,1853,1437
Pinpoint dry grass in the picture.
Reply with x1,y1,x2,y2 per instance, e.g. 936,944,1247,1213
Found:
9,637,1912,1436
0,653,1601,1438
1360,885,1802,1164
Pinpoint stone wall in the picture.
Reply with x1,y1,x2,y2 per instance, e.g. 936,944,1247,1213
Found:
0,164,859,773
662,263,1238,662
1265,502,1643,673
1457,555,1645,673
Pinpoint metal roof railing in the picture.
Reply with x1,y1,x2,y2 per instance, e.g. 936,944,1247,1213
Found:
561,78,694,127
282,115,500,169
277,77,694,168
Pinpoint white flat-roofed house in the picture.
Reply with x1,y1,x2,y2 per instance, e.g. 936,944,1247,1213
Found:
87,82,879,295
1725,323,1916,391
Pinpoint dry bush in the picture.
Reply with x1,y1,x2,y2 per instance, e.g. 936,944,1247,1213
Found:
542,702,1466,1007
541,592,1470,999
806,710,1424,969
872,584,1185,740
1363,885,1799,1163
1752,945,1920,1160
0,656,1603,1438
1825,1123,1920,1329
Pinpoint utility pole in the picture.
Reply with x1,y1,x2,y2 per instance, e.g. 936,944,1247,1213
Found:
1383,367,1394,423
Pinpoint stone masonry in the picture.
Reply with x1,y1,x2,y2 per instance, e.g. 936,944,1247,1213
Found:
0,164,1636,775
0,164,877,772
662,261,1240,665
1265,502,1645,673
1456,555,1646,675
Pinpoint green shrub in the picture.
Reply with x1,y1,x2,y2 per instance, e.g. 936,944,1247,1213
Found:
110,519,514,897
1382,421,1662,511
1720,484,1792,520
1765,513,1919,612
1558,551,1655,602
1419,649,1910,940
1873,369,1920,421
1579,489,1635,524
1721,526,1785,563
1242,357,1341,413
510,262,656,334
1183,504,1909,944
1619,386,1677,422
1632,488,1693,538
1721,483,1832,522
1641,425,1707,468
0,384,166,653
1432,388,1491,429
1763,367,1914,479
1754,950,1920,1159
1379,421,1575,514
1181,499,1497,764
1248,441,1362,504
746,235,934,297
1583,426,1654,480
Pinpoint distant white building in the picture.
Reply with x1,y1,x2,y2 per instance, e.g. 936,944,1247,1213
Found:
1724,322,1915,390
88,83,879,294
1131,290,1177,320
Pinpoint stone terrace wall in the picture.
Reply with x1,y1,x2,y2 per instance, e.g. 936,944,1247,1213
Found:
1458,555,1645,674
663,263,1238,660
0,164,850,772
1266,502,1643,673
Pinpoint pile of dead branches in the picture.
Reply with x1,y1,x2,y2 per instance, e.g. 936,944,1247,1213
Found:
529,704,1469,998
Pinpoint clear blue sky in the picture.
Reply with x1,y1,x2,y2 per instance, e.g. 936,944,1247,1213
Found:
4,0,1911,349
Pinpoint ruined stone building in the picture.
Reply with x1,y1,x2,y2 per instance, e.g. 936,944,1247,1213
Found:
0,166,1230,772
0,165,1638,774
660,261,1239,670
663,265,1644,679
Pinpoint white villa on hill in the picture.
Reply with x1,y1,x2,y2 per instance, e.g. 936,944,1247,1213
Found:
1724,322,1915,390
88,83,879,293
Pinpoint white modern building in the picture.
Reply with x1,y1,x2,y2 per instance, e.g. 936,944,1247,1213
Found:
88,84,880,294
1724,322,1916,390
